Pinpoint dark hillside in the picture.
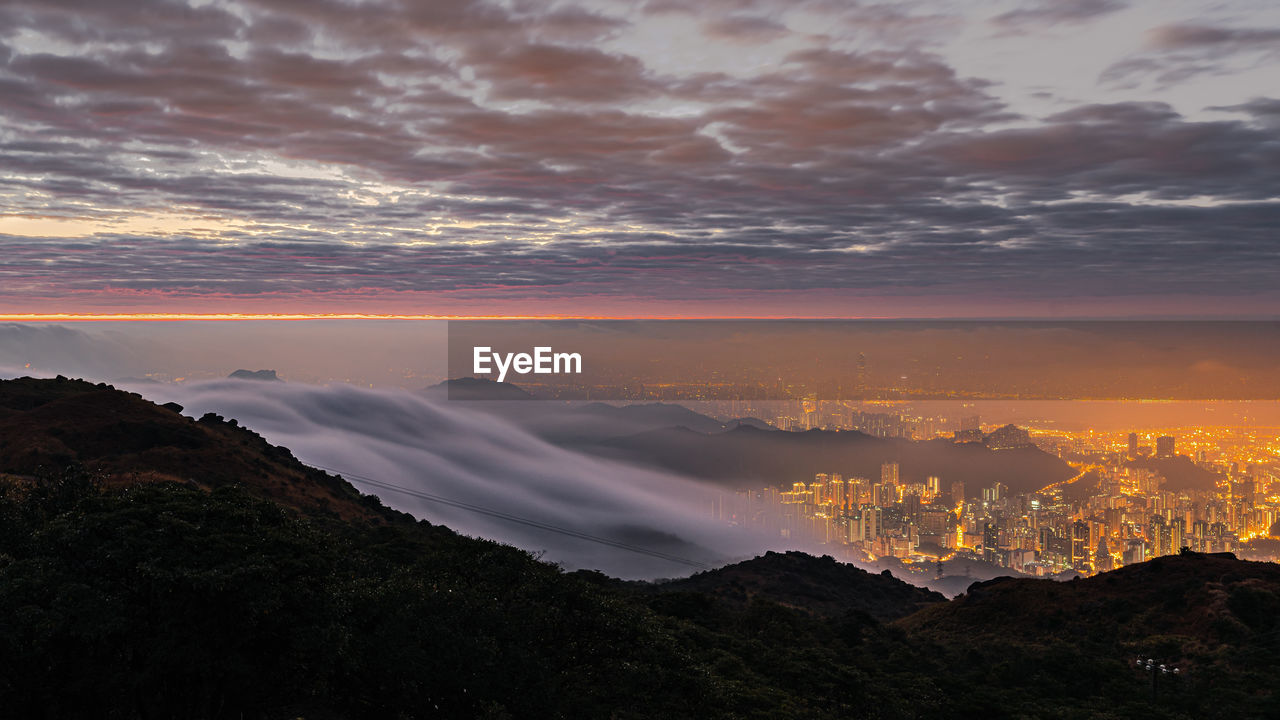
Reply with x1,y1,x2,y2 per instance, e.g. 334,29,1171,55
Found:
651,550,945,620
1,377,1277,718
0,376,382,521
898,551,1280,717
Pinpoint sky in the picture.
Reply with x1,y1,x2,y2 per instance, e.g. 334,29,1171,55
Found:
1,0,1279,318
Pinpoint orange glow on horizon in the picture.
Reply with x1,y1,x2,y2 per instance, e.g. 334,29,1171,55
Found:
0,312,888,322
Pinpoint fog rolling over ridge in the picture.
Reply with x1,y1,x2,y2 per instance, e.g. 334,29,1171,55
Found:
124,379,779,579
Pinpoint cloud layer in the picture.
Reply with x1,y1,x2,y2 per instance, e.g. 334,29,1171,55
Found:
125,377,785,579
0,0,1277,315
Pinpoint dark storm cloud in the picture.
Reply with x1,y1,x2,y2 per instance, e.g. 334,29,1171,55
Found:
0,0,1277,312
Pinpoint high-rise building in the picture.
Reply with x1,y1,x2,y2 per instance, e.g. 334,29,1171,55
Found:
1127,432,1138,458
1095,537,1114,572
919,508,950,534
872,482,894,507
809,482,825,506
982,522,1000,563
983,482,1007,503
1170,520,1185,554
828,475,845,508
848,512,864,544
903,492,921,520
1071,520,1090,569
951,481,965,506
1123,538,1147,566
881,462,899,485
1233,479,1257,505
1156,436,1175,458
926,475,941,500
846,478,867,506
1149,515,1170,556
863,506,881,540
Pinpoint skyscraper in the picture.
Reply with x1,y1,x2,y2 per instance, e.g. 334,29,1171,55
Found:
863,506,881,541
983,482,1006,503
828,475,845,508
1156,436,1175,458
1095,537,1114,572
1127,432,1138,458
1071,520,1090,569
982,522,1000,563
881,462,899,485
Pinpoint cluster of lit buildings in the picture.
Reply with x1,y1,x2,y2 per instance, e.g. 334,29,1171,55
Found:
714,427,1280,577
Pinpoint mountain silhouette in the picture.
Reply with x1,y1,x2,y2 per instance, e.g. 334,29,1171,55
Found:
3,376,1278,718
227,369,282,381
0,376,383,521
592,424,1074,497
426,376,534,400
650,550,945,620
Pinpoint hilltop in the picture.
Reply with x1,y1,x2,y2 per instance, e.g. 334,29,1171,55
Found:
227,369,282,381
1127,455,1225,492
650,550,945,620
903,550,1280,653
0,376,384,521
898,550,1280,717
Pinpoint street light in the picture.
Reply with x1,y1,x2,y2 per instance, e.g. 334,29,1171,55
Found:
1136,658,1181,700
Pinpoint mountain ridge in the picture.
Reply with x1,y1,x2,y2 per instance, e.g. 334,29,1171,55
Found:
0,375,389,522
593,423,1074,496
649,549,946,620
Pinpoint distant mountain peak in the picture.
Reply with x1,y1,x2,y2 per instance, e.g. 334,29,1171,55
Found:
983,423,1031,449
228,369,281,381
428,377,534,400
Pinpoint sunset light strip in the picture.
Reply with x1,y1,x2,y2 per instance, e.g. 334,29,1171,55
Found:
0,313,885,322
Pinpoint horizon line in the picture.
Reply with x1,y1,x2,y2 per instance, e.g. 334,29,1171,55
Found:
2,313,1274,323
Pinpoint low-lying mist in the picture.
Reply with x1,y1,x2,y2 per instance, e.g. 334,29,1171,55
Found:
122,378,793,579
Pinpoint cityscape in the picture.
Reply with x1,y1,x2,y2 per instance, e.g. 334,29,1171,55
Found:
712,407,1280,579
2,0,1279,713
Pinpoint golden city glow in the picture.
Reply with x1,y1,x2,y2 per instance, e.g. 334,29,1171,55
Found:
710,407,1280,582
